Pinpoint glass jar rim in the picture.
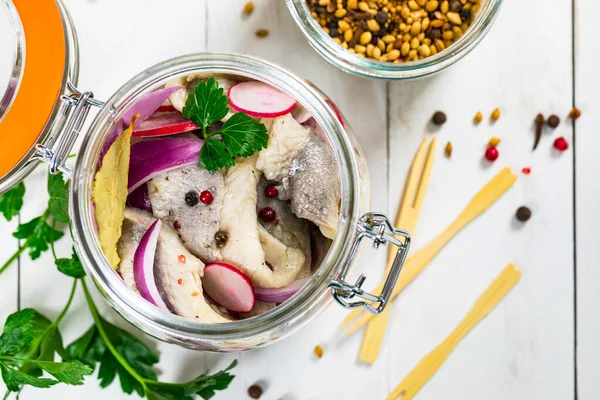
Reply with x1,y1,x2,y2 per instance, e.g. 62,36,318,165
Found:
285,0,503,80
71,53,365,343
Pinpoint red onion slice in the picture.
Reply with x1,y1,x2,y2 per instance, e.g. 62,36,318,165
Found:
128,138,203,193
133,219,169,310
123,86,182,128
127,184,152,212
132,111,198,137
254,278,310,303
202,263,255,313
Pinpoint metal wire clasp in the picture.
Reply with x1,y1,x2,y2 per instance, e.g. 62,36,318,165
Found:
329,212,411,315
33,83,104,177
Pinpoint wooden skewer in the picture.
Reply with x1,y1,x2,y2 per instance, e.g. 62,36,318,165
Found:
386,264,522,400
358,137,436,364
341,167,517,335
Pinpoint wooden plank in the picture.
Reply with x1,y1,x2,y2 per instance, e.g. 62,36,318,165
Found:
205,1,390,397
574,0,600,398
386,0,574,398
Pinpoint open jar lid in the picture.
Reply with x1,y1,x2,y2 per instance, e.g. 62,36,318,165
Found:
0,0,78,193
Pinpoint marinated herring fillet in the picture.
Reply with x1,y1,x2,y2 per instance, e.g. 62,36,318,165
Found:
256,176,312,278
220,156,305,288
117,208,230,323
147,164,224,262
256,113,310,182
286,131,341,239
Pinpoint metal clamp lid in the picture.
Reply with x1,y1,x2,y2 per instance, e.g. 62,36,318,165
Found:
329,212,411,315
33,83,103,177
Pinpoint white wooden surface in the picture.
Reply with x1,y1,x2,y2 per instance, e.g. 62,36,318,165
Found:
0,0,595,398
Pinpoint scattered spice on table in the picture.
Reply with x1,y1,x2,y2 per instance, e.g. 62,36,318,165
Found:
554,137,568,152
432,110,447,125
516,206,532,222
248,384,264,399
568,107,581,120
490,108,501,121
488,137,500,147
444,141,452,157
256,28,269,38
533,113,545,150
474,111,483,124
306,0,481,62
484,146,498,162
314,344,324,358
521,167,531,175
243,1,255,16
547,114,560,128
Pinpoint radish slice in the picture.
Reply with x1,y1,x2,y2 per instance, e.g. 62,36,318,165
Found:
127,184,152,212
228,81,297,118
202,263,255,313
123,86,183,128
133,219,169,311
254,278,310,303
128,138,203,193
133,111,198,137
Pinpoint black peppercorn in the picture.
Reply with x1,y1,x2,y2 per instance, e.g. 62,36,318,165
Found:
516,206,532,222
214,230,229,248
329,27,339,37
184,191,199,207
375,11,389,24
547,115,560,128
427,28,442,41
248,384,263,399
450,0,463,12
431,111,447,126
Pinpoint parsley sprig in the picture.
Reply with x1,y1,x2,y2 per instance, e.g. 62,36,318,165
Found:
182,78,268,172
0,171,238,399
0,173,68,276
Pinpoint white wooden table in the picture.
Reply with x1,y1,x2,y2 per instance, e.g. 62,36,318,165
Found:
1,0,598,398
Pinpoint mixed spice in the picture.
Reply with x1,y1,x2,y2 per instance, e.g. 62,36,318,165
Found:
307,0,482,62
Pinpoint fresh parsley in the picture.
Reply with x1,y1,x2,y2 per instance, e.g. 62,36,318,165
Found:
0,172,69,277
0,302,93,396
182,78,268,172
0,182,25,222
55,248,86,279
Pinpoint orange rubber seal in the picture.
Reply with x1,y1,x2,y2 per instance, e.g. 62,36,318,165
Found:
0,0,66,178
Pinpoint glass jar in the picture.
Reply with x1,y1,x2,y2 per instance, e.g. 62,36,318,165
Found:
285,0,503,80
1,1,411,352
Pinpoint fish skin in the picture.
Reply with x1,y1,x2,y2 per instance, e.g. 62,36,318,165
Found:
147,165,224,263
285,131,341,239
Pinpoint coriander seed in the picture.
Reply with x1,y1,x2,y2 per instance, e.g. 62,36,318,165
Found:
568,107,581,120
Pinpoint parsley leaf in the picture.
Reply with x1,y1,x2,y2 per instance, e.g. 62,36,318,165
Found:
199,139,235,172
220,113,268,158
0,309,36,355
0,362,57,391
0,182,25,222
182,77,269,172
67,318,158,396
47,172,69,223
0,308,92,394
145,360,238,400
182,78,229,129
55,248,86,278
13,215,64,260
